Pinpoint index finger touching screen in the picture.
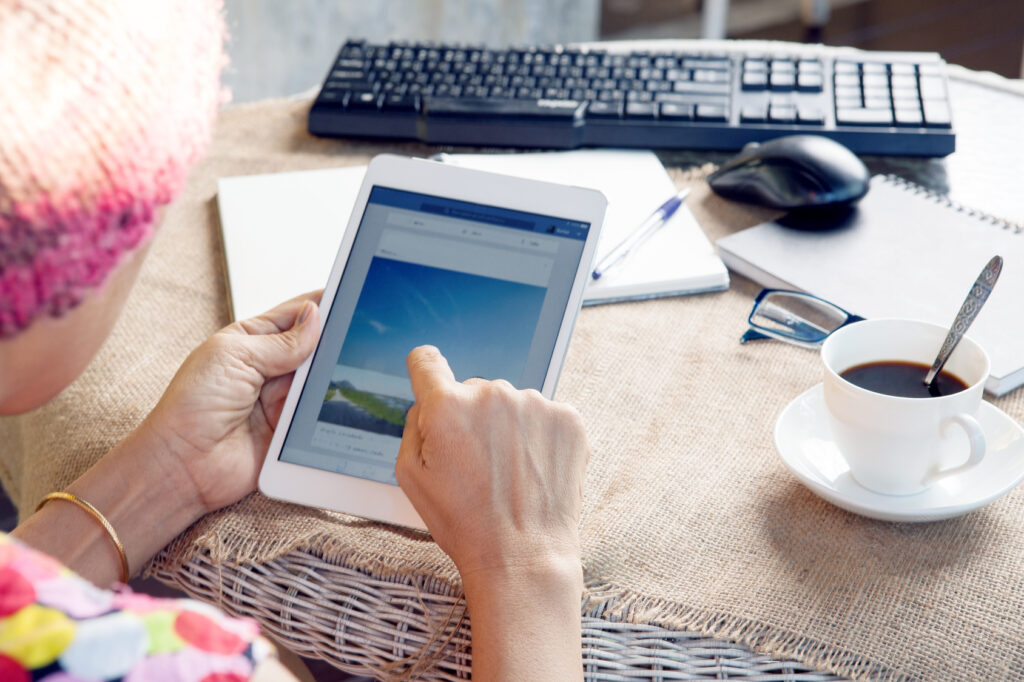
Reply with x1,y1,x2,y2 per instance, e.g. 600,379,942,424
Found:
406,345,456,400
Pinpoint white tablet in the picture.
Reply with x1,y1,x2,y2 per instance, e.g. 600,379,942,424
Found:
258,154,606,529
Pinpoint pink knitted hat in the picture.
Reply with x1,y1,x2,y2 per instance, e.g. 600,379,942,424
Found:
0,0,226,337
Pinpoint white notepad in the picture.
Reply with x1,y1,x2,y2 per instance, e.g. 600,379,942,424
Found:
217,150,728,322
716,175,1024,396
218,166,367,322
435,150,729,305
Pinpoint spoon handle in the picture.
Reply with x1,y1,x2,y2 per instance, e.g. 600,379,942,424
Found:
925,255,1003,387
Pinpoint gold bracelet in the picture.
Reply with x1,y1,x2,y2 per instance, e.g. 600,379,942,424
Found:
36,491,130,583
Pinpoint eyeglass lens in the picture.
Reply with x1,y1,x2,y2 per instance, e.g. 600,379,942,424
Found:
750,291,850,344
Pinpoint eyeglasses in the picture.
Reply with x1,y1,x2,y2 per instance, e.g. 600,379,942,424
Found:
742,289,864,349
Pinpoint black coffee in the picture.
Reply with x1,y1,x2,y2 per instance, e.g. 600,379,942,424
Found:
839,360,969,398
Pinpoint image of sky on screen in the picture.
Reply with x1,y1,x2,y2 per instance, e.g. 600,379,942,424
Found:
337,257,546,383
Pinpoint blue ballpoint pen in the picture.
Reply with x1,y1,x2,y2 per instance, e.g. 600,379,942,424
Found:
591,188,692,280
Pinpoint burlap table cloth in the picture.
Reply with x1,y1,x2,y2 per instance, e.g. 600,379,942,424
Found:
2,95,1023,682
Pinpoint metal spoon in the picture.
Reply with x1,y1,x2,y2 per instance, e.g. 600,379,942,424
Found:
924,255,1003,392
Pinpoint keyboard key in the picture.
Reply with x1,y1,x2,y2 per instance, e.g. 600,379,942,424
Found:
326,79,375,93
742,71,768,90
770,73,795,91
745,59,768,72
796,73,823,91
695,104,728,121
770,60,795,72
797,59,822,73
694,69,729,83
331,69,368,81
861,62,887,74
684,58,729,70
834,85,862,100
381,93,419,111
422,96,586,121
864,96,892,109
769,104,797,122
893,94,920,108
862,74,889,89
740,105,768,122
834,61,859,74
626,102,658,119
346,91,381,110
316,89,344,105
834,73,860,88
891,75,917,91
586,101,622,118
797,106,825,124
836,107,893,126
890,63,916,76
659,103,694,120
922,100,952,127
919,76,946,99
672,81,730,95
336,58,366,69
894,108,923,126
655,92,707,105
891,85,919,101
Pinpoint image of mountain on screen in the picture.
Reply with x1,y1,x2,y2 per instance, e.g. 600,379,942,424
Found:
318,379,413,438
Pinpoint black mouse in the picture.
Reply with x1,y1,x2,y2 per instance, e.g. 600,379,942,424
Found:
707,135,870,212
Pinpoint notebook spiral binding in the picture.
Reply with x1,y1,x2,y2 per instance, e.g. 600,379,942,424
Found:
883,174,1023,234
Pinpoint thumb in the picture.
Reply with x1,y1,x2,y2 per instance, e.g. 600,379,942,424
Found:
240,300,319,379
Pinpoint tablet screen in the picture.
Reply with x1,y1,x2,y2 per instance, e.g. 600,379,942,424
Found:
277,185,591,485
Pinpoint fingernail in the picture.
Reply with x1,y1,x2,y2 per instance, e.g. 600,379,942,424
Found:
296,301,313,326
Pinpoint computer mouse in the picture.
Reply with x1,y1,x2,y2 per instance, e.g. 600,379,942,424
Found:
707,135,870,213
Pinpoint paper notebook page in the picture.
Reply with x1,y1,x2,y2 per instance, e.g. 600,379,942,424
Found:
217,166,366,321
436,149,726,301
716,176,1024,389
584,201,723,301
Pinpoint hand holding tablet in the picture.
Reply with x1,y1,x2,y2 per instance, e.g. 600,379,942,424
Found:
258,154,607,528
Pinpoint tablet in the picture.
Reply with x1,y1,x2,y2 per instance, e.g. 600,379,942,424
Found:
258,154,606,528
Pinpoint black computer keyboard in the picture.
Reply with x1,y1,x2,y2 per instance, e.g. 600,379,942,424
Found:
309,40,955,156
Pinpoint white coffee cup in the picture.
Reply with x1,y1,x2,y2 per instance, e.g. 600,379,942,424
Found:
821,318,990,496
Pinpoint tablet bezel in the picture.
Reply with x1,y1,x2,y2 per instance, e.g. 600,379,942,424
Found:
258,154,606,529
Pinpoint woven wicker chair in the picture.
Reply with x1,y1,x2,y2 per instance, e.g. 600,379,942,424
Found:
154,548,847,681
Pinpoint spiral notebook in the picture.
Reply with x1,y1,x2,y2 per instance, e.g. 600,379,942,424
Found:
716,175,1024,396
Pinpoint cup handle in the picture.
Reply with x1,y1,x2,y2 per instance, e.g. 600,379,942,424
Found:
923,413,986,486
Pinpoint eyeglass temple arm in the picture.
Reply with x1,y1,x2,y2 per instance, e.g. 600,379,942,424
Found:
739,314,865,344
740,328,770,344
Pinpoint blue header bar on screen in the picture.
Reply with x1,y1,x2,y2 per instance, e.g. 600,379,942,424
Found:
369,186,590,240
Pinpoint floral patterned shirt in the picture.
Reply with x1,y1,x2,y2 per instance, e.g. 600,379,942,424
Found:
0,533,271,681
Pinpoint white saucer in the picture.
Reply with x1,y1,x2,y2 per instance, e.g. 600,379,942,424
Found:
775,384,1024,522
